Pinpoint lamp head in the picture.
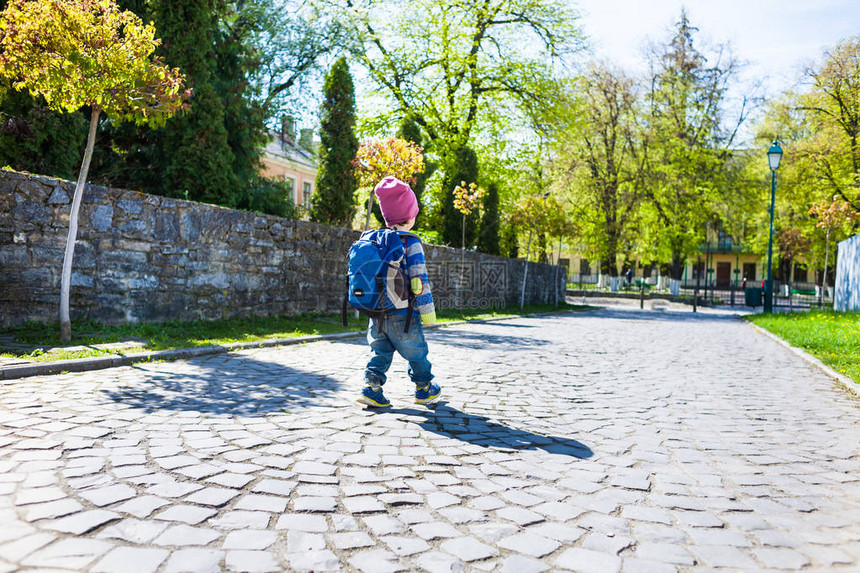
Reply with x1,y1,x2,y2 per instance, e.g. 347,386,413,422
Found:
767,139,783,171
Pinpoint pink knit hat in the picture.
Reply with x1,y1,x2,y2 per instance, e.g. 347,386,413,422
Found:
374,176,419,226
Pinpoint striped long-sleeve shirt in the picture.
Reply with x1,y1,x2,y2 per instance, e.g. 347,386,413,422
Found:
395,231,436,324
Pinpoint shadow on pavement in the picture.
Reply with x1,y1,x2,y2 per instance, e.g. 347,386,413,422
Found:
381,403,594,459
587,306,743,324
427,328,551,350
101,352,345,415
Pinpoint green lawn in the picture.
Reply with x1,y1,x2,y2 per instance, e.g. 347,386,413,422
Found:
746,311,860,384
1,302,587,363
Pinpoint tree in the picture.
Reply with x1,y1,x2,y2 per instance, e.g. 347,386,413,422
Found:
0,0,187,341
557,63,638,278
397,114,435,229
810,196,860,296
638,10,748,280
441,146,478,246
800,36,860,208
311,57,360,226
477,181,500,255
334,0,581,155
353,137,425,229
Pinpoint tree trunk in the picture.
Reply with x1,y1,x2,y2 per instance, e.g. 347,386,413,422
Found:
60,106,101,342
364,192,374,231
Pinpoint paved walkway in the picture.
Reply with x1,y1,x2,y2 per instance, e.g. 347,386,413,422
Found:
0,306,858,572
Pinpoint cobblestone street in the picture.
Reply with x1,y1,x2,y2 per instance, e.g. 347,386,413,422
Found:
1,305,858,572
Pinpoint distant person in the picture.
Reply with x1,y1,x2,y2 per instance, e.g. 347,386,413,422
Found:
625,268,633,288
353,176,441,408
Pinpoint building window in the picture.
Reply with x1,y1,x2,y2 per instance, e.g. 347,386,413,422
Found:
742,263,756,281
579,259,591,275
302,181,312,209
284,177,295,204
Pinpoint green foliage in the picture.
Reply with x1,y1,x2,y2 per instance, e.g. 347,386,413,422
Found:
0,89,87,179
0,0,186,124
441,146,478,246
397,114,436,229
638,10,742,279
477,182,500,255
311,57,359,226
500,222,519,258
747,311,860,384
555,64,637,276
237,176,299,219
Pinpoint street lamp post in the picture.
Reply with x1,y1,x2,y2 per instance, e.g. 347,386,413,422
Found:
764,139,783,313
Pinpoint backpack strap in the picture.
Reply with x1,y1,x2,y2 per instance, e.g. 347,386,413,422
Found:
399,232,415,334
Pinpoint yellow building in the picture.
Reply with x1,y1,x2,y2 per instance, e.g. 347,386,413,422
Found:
259,118,318,211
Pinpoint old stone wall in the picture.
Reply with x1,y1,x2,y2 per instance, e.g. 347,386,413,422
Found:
0,170,564,327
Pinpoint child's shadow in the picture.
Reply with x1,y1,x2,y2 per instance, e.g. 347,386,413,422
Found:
380,402,594,459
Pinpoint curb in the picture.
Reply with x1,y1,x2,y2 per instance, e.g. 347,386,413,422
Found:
0,310,577,381
745,320,859,398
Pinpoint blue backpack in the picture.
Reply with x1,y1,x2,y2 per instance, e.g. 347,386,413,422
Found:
342,229,415,331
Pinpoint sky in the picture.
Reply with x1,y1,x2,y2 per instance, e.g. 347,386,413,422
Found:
574,0,859,99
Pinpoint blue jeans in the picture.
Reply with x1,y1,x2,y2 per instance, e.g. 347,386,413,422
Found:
365,314,433,386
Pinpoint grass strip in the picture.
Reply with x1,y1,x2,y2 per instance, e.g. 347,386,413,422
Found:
746,310,860,384
1,302,586,363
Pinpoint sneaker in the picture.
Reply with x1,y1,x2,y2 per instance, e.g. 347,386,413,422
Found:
358,384,390,408
414,382,441,405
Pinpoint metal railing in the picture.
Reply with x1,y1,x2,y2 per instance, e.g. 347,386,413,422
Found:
567,274,834,309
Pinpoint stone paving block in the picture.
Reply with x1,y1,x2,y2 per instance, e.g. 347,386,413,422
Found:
689,545,758,569
349,549,404,573
21,537,113,570
222,530,278,550
210,510,272,530
440,536,499,562
152,524,220,546
275,513,328,532
495,506,544,526
286,530,326,552
362,515,407,535
78,484,137,507
91,546,170,573
112,496,169,518
25,498,83,521
497,531,560,557
95,519,169,544
438,506,487,524
555,547,622,573
163,548,224,573
184,487,241,507
285,549,341,572
582,531,636,555
206,473,255,489
233,494,289,513
224,550,280,573
330,531,375,549
153,504,216,525
413,551,466,573
751,547,810,570
381,535,431,556
687,528,752,547
498,554,549,573
635,542,695,565
621,558,679,573
43,509,120,534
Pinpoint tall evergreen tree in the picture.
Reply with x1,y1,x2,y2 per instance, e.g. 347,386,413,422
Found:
311,57,359,226
396,115,435,229
477,182,500,255
441,146,478,246
150,0,239,205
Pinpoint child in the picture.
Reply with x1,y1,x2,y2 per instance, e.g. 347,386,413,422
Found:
358,176,441,408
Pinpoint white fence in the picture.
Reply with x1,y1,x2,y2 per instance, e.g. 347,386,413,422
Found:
834,234,860,311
